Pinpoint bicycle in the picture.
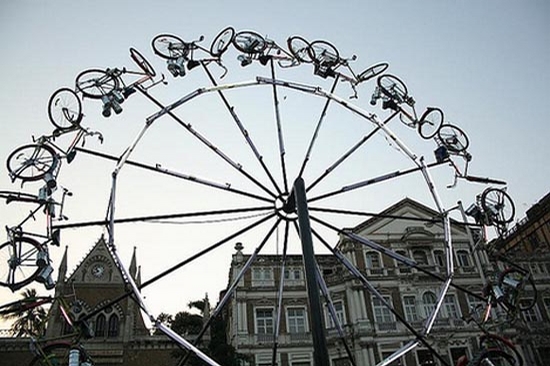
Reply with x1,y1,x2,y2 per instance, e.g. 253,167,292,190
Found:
287,35,389,98
232,30,295,68
0,187,71,291
151,27,233,78
75,47,163,117
0,294,94,365
370,73,444,139
6,125,103,187
465,187,515,237
457,306,524,366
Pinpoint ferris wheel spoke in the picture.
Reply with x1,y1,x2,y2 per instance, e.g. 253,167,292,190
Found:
269,60,290,194
177,217,283,366
75,147,273,203
272,221,290,362
297,77,339,182
200,62,285,197
306,109,399,193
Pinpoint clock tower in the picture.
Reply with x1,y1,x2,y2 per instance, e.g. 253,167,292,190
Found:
45,236,161,364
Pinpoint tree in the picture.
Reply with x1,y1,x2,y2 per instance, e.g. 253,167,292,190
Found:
2,288,47,337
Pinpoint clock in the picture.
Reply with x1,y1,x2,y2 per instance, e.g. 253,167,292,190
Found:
91,263,106,278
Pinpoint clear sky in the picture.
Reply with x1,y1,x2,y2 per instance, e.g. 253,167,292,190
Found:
0,0,549,328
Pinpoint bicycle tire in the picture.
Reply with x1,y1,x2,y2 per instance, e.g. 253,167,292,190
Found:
75,68,120,99
418,107,444,139
498,267,536,312
210,26,235,57
472,348,517,366
0,236,43,291
151,34,188,60
232,30,267,54
357,62,389,82
481,188,515,224
437,124,469,153
48,88,82,129
377,74,408,103
0,190,40,204
479,333,523,366
287,35,313,63
130,47,156,77
7,144,58,182
308,40,339,66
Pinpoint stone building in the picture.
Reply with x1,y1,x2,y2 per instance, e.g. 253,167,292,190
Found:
490,191,550,365
224,197,546,366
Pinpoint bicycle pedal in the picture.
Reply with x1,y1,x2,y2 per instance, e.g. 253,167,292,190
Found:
67,150,77,163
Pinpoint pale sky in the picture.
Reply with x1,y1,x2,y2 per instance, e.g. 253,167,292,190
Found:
0,0,549,328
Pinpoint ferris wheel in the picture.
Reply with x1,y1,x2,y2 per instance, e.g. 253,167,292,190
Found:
0,27,523,366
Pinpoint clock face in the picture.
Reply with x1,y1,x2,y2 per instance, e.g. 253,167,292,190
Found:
91,263,106,278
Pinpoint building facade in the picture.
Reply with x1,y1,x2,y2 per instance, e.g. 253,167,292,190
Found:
491,192,550,365
225,198,546,366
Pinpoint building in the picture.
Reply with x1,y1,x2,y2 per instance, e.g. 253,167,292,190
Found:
490,192,550,365
225,197,546,366
0,237,180,366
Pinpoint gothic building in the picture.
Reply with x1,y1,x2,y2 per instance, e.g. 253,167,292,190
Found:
224,197,548,366
0,237,179,366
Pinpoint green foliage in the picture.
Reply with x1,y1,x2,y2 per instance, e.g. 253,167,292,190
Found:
2,288,48,337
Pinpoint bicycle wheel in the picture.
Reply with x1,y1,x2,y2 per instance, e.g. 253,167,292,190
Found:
210,26,235,57
48,88,82,129
308,40,339,66
6,144,57,182
498,267,536,312
437,124,469,153
151,34,188,60
287,35,313,63
0,236,43,290
417,107,444,139
130,47,156,77
357,62,389,82
481,188,515,224
478,334,523,366
75,69,120,99
232,30,266,54
377,74,408,103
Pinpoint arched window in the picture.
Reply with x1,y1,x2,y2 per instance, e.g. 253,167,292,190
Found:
412,250,428,266
365,251,381,268
108,314,119,337
422,291,437,318
95,314,106,337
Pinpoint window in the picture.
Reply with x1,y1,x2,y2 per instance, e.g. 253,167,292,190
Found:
287,307,307,333
456,250,471,267
433,250,445,267
528,233,540,249
332,358,352,366
108,314,119,337
256,308,274,334
422,292,437,318
373,296,394,323
403,296,419,322
284,268,303,280
543,298,550,318
443,294,460,319
412,250,428,266
365,251,381,268
253,267,273,281
396,250,411,273
416,349,435,365
381,351,404,366
520,301,540,322
326,300,346,328
95,314,106,337
450,348,469,365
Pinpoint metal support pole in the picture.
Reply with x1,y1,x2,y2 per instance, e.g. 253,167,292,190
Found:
293,177,329,366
